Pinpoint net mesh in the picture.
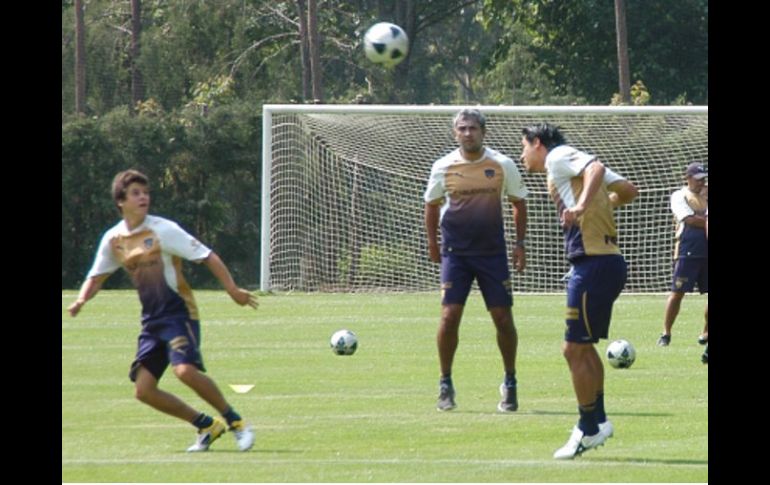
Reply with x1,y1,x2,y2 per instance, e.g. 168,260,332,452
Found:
264,107,707,293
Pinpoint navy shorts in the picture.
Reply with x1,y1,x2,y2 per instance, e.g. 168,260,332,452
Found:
440,253,512,308
671,257,708,293
129,315,206,382
564,255,627,344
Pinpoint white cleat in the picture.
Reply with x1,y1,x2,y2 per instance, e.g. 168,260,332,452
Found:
553,424,611,460
599,420,614,438
186,418,226,452
230,421,255,451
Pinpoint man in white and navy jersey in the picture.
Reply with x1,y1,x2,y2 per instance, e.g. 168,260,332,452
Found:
658,162,708,347
424,108,528,414
520,122,638,460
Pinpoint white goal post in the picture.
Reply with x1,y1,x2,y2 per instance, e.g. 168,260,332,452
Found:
261,104,707,293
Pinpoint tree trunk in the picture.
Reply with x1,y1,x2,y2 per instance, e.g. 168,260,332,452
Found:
614,0,631,104
130,0,145,110
296,0,311,102
307,0,323,103
74,0,86,115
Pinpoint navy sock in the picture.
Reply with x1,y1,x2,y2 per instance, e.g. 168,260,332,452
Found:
192,413,213,430
595,391,606,423
439,374,453,387
504,371,517,388
578,402,599,436
222,407,242,427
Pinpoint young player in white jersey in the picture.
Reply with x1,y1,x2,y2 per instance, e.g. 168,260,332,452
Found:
68,169,258,452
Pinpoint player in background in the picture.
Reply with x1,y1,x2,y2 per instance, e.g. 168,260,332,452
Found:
701,207,708,364
657,163,708,347
424,108,528,413
519,123,638,460
67,169,258,452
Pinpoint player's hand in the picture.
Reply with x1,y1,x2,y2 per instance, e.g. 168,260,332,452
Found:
428,241,441,263
229,288,259,309
68,299,85,317
562,204,585,227
512,246,526,273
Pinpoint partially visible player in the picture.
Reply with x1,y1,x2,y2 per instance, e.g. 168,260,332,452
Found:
657,163,708,347
424,108,528,413
520,122,638,459
701,207,708,364
68,169,258,452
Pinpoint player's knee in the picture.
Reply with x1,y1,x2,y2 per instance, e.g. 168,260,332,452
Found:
173,363,199,383
134,383,154,403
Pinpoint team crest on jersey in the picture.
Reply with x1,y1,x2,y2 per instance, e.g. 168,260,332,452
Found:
143,238,154,249
484,169,495,179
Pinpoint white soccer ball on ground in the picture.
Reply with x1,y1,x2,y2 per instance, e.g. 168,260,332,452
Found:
330,329,358,356
363,22,409,68
606,339,636,369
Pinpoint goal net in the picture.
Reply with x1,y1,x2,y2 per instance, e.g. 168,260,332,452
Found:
261,105,708,293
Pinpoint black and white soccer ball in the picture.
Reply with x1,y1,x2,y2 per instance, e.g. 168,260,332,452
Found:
330,329,358,356
363,22,409,68
606,339,636,369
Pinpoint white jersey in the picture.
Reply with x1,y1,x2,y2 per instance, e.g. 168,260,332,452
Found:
545,145,626,260
87,215,211,322
423,147,528,255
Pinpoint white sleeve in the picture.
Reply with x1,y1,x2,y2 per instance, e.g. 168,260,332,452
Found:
502,157,529,200
86,231,121,279
157,220,212,261
423,163,446,203
670,189,694,222
603,165,626,185
547,146,595,181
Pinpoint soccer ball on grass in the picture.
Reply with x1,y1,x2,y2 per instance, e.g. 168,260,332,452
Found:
363,22,409,68
330,329,358,356
606,339,636,369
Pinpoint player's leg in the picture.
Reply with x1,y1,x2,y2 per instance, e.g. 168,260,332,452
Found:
660,291,684,345
165,317,254,451
554,256,624,459
437,304,464,378
475,253,518,411
133,364,199,421
436,254,472,411
661,258,697,345
698,259,708,344
129,340,225,452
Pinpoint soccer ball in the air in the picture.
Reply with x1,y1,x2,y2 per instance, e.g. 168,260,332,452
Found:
363,22,409,67
606,339,636,369
330,329,358,356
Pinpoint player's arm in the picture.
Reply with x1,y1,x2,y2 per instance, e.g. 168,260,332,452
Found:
607,179,639,208
202,251,258,309
682,214,706,228
510,197,527,273
670,189,705,228
68,273,111,317
563,160,606,226
424,201,441,263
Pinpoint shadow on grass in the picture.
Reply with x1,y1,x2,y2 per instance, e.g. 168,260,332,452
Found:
591,456,708,466
529,410,674,418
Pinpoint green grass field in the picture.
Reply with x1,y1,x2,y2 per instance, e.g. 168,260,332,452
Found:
62,290,708,482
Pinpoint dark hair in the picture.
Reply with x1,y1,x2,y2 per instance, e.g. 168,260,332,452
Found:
521,122,566,150
112,169,149,212
453,108,486,130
